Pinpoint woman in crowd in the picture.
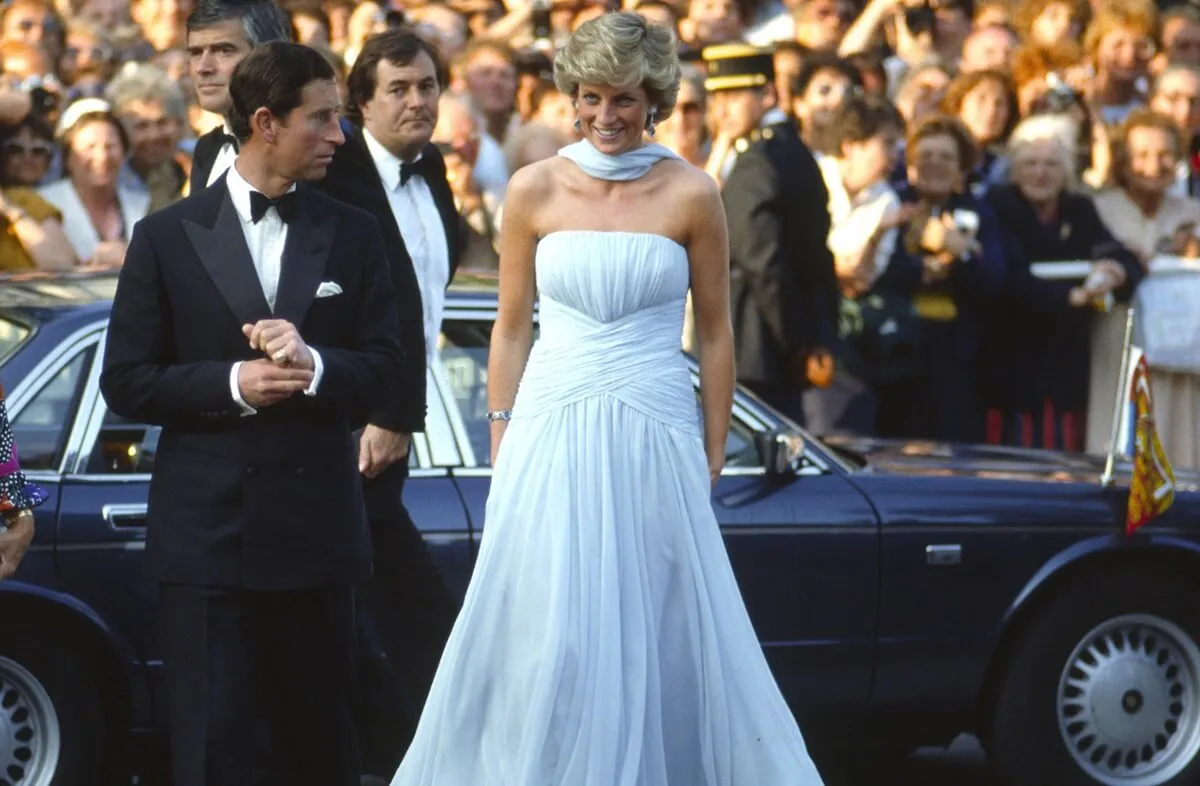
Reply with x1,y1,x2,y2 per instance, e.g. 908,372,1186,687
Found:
1083,1,1157,125
941,69,1018,196
38,100,147,268
1013,0,1089,50
875,114,1006,442
1092,108,1200,467
987,113,1140,451
0,113,55,188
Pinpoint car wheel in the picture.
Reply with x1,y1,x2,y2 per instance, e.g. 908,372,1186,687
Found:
988,571,1200,786
0,640,106,786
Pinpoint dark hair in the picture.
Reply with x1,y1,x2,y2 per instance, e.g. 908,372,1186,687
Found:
2,111,53,145
905,113,978,172
791,51,863,100
290,5,331,40
828,94,903,152
186,0,293,47
227,41,336,142
346,27,446,118
940,68,1019,144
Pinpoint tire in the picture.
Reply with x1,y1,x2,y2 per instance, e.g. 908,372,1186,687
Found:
0,638,106,786
987,570,1200,786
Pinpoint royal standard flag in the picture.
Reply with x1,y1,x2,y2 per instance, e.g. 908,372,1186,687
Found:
1125,351,1176,535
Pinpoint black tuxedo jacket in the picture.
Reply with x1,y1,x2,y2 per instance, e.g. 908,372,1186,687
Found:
189,126,226,195
722,123,839,387
99,176,404,590
316,123,462,434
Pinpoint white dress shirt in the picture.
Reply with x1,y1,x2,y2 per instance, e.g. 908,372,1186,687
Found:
363,128,450,364
224,159,324,414
207,122,239,188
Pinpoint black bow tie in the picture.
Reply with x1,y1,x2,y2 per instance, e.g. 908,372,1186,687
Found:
219,132,239,152
399,156,435,187
248,190,297,224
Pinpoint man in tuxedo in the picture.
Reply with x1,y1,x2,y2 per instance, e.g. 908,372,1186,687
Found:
704,44,839,426
186,0,292,192
100,42,403,786
317,28,461,775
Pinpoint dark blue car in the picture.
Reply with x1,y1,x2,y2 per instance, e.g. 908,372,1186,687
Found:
2,272,1200,786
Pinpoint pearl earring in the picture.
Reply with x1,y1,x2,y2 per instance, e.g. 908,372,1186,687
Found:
646,107,658,137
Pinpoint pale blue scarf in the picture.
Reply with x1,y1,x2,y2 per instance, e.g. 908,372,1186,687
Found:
558,139,680,181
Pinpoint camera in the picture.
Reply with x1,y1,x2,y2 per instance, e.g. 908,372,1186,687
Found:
530,0,553,44
903,2,937,37
1039,72,1078,113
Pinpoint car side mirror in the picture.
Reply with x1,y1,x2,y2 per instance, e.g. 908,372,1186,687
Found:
755,428,804,476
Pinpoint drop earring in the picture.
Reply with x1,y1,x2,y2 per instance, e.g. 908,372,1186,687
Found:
574,118,582,132
646,106,658,137
573,101,581,133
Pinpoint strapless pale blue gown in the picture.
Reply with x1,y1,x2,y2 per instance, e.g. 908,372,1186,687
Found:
392,230,824,785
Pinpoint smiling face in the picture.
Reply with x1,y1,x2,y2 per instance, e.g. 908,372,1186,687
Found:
1124,125,1180,197
575,81,651,155
360,51,442,163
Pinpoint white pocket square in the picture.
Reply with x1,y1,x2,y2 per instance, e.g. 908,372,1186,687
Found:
315,281,343,298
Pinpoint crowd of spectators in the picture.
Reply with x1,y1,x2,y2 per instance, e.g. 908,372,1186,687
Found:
0,0,1195,465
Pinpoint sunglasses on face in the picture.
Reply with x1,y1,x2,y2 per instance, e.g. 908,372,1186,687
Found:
679,101,703,113
2,140,54,157
16,18,61,33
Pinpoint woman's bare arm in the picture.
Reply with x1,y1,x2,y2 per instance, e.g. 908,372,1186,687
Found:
487,163,546,464
684,172,735,485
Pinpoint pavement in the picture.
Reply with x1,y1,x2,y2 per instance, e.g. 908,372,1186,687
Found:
833,735,995,786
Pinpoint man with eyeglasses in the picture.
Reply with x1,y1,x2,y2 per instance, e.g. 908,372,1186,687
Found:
0,0,64,66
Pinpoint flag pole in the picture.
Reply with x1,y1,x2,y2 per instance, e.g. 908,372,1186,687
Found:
1102,306,1137,488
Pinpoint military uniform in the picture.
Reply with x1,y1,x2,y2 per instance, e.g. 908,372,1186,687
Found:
706,45,840,427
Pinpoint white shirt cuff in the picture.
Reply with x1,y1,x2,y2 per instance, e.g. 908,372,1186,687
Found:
305,348,324,396
230,362,257,416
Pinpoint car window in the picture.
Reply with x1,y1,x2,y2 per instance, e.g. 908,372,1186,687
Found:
0,316,31,364
10,347,94,471
438,320,511,465
85,409,160,474
438,318,761,467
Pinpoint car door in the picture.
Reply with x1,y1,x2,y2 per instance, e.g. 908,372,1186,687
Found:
43,334,164,726
5,322,100,596
434,313,880,739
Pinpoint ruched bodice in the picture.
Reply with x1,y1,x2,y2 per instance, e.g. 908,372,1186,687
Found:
514,231,697,433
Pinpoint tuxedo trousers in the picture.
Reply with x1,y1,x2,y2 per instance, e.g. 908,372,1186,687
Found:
356,460,457,775
161,582,361,786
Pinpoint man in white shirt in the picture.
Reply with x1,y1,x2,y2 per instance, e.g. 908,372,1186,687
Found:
185,0,292,192
101,42,403,786
317,28,462,778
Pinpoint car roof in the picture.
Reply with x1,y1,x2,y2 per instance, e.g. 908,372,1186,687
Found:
0,269,504,324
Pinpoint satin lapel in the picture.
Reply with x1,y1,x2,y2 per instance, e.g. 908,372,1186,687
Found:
182,183,272,326
274,186,336,327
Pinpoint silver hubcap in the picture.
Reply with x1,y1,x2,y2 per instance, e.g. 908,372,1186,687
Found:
0,655,59,786
1058,614,1200,785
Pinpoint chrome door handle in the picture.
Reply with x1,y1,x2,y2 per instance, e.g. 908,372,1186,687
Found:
101,503,148,528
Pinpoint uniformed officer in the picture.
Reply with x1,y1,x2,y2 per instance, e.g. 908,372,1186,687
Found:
704,44,839,426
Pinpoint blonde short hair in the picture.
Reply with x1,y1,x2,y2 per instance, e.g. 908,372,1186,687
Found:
1008,113,1079,184
553,11,681,120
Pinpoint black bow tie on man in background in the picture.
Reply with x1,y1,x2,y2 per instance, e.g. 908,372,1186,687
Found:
249,190,298,224
399,156,436,187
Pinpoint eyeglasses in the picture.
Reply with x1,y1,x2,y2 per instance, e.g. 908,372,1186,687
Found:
2,140,54,157
679,101,702,113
